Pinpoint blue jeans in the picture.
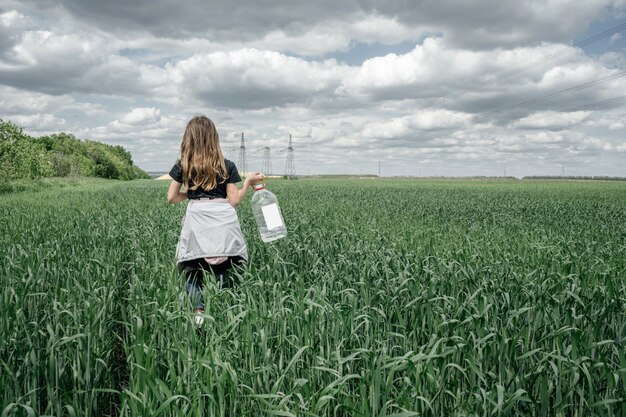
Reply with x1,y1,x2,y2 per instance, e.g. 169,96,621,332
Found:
184,270,231,311
185,275,206,311
179,257,244,311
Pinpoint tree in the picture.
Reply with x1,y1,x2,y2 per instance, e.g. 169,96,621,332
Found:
1,120,149,181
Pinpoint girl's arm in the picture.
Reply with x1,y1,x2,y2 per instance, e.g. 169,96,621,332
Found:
227,178,251,207
227,172,263,207
167,180,188,204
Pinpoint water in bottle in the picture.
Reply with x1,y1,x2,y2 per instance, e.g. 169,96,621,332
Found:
251,183,287,242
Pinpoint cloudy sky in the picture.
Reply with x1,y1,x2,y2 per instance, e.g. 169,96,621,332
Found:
1,0,625,177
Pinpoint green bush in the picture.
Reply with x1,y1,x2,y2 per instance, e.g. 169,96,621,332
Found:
0,120,149,182
0,120,53,180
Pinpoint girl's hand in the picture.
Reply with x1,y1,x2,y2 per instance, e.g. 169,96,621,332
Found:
247,172,264,186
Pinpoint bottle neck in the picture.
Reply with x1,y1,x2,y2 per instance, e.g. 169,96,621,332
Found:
254,183,265,191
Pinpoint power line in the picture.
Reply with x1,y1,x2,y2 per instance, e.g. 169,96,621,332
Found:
432,21,626,108
470,70,626,124
483,23,626,85
563,94,626,112
420,70,626,132
489,70,626,115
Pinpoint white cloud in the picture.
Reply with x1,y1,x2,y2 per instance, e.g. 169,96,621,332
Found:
13,0,617,51
0,10,33,55
0,10,31,29
114,15,418,63
5,30,106,67
0,28,168,96
429,138,458,146
579,137,614,151
0,1,625,176
0,85,107,125
361,109,470,139
0,86,69,113
167,48,351,108
120,107,161,125
512,111,590,130
251,14,420,56
609,32,622,44
525,131,567,144
582,111,626,129
338,38,479,97
338,37,626,117
258,29,351,57
11,113,66,131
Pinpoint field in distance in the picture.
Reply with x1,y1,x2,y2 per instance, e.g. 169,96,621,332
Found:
1,178,625,416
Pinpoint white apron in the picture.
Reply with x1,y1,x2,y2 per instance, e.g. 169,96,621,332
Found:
176,199,248,263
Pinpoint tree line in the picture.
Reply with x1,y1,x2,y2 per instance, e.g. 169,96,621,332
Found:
522,176,626,181
0,120,150,181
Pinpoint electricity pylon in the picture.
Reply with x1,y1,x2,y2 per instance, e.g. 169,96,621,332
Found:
263,147,272,175
238,132,247,175
284,134,296,179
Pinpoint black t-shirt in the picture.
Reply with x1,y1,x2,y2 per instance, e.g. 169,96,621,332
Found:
169,159,241,199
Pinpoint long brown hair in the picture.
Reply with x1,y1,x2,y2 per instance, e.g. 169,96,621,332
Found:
180,115,228,191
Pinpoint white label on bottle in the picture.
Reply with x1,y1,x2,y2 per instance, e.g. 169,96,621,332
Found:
261,203,283,230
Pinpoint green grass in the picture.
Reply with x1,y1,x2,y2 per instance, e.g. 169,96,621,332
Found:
1,178,625,416
0,177,124,195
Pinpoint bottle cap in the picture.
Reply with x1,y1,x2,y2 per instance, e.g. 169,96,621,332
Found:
254,183,265,191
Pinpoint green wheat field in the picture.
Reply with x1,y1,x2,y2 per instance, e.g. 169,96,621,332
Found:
1,178,625,417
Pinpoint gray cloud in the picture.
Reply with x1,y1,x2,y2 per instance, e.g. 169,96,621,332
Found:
1,0,625,177
377,0,614,49
10,0,621,50
15,0,363,42
167,49,350,109
0,28,168,96
0,9,33,58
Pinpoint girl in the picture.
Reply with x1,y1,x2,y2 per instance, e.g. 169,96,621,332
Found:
167,115,263,325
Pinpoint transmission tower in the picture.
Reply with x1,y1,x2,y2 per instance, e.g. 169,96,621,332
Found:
238,132,247,175
263,147,272,175
284,134,296,179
